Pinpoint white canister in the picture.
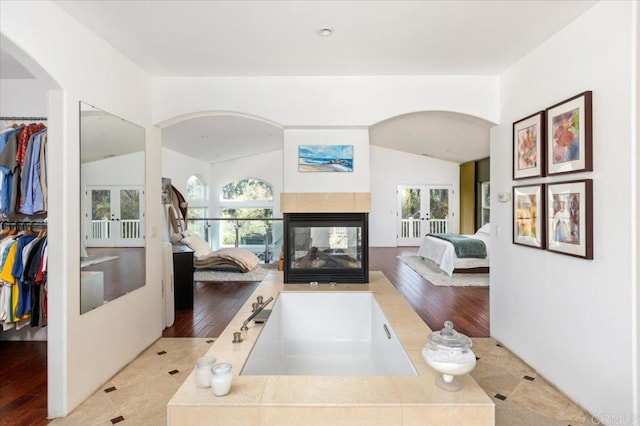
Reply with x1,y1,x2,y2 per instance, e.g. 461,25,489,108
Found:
211,363,233,396
194,356,216,388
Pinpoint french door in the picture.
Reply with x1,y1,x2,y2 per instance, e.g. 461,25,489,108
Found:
85,185,145,247
397,185,450,246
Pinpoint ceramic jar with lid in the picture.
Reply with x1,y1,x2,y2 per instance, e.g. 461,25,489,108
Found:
422,320,476,392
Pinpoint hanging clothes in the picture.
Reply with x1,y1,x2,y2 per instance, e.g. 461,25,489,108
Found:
0,127,22,216
0,225,48,330
0,121,47,218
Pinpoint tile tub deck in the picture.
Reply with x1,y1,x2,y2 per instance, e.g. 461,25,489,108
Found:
167,271,494,426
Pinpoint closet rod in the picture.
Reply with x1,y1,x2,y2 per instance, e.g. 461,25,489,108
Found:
0,116,48,121
0,220,47,229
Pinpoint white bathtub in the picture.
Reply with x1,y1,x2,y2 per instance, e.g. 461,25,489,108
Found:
241,292,418,376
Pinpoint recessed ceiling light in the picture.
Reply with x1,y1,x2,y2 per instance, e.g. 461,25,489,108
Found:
317,28,334,37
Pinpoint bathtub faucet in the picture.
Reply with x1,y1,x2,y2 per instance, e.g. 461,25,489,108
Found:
241,296,274,331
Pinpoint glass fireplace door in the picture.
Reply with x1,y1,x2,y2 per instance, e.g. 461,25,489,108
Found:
284,213,368,283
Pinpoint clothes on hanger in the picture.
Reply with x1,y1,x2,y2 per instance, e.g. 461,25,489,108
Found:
0,223,48,330
0,120,48,218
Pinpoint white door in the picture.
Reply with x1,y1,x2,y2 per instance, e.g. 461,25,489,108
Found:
85,185,145,247
397,185,450,246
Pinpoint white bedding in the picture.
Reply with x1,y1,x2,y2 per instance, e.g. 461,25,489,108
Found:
417,232,490,276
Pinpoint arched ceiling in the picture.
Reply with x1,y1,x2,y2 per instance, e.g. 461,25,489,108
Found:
161,115,284,164
370,112,492,163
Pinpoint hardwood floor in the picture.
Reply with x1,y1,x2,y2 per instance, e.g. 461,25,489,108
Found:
84,247,146,302
162,246,490,338
0,341,48,426
1,246,489,424
162,280,261,338
370,247,490,337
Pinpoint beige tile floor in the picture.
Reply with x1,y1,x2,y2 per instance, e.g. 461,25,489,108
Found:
51,337,597,426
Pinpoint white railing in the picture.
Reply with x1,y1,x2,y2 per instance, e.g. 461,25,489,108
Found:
120,219,141,239
91,219,141,240
400,218,448,239
91,220,110,239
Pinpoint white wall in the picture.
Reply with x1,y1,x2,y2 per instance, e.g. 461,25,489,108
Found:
208,149,284,247
1,0,163,417
0,79,48,117
491,1,637,421
161,147,212,240
635,1,640,415
153,75,500,127
153,70,498,250
283,128,369,193
81,152,145,187
210,149,284,215
369,145,460,247
161,147,211,198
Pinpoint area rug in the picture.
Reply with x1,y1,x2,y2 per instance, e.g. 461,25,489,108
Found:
194,264,276,282
80,255,118,268
398,255,489,287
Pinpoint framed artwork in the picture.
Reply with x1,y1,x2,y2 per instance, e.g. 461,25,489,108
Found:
161,177,172,205
298,145,354,172
513,184,545,249
513,111,545,180
546,91,592,175
546,179,593,259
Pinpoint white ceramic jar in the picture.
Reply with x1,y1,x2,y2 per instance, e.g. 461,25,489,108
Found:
211,363,233,396
194,356,216,388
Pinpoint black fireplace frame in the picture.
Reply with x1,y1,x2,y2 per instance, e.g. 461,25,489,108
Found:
283,212,369,284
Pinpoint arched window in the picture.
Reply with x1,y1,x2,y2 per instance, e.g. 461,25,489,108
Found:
187,175,207,201
186,175,208,238
219,178,274,255
221,178,273,202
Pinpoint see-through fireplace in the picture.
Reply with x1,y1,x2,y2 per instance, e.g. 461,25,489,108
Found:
283,213,368,283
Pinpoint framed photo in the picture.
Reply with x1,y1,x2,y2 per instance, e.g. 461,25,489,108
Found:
298,145,353,172
546,179,593,259
546,91,592,175
513,111,545,180
513,184,545,249
161,177,172,205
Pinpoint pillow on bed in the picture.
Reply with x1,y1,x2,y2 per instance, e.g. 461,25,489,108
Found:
476,223,491,235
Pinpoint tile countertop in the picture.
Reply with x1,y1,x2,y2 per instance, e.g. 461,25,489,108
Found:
167,271,495,426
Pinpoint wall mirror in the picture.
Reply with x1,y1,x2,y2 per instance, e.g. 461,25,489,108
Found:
80,101,146,314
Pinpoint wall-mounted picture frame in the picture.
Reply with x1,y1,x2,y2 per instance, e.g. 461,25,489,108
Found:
546,179,593,259
513,111,545,180
298,145,354,172
161,177,172,205
513,184,545,249
546,91,592,176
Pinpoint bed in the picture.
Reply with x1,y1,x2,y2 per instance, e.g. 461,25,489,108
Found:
417,223,490,276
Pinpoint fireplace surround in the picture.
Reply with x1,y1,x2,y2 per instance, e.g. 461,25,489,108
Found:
280,192,371,284
283,212,369,283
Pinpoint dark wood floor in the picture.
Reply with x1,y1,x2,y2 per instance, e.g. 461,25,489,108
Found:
0,341,48,426
371,247,490,337
1,247,489,423
84,247,146,302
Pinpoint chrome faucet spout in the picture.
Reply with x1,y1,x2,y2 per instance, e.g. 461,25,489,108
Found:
241,296,273,331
